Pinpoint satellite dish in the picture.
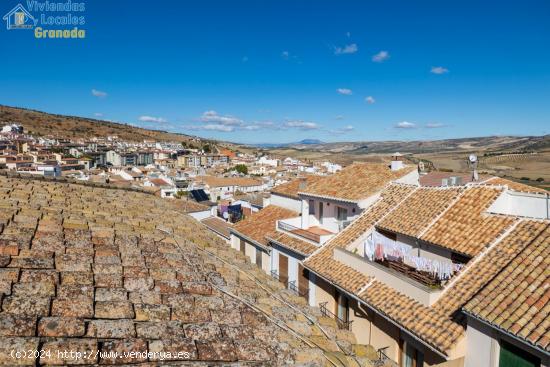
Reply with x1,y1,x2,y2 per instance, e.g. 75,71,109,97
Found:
469,154,477,163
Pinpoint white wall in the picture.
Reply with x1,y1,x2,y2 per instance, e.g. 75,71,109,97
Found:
270,193,302,212
464,317,550,367
394,169,420,186
308,273,316,306
301,197,361,233
334,247,442,306
189,210,212,221
464,318,498,367
488,191,550,220
271,248,279,273
288,255,298,285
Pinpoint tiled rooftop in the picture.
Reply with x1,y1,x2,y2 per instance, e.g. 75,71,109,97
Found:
0,176,337,366
270,176,323,200
463,223,550,352
421,186,517,257
232,205,298,247
435,220,549,316
267,232,318,257
299,163,416,202
304,179,550,356
196,176,262,188
304,184,416,295
377,186,463,238
200,217,233,239
484,176,549,195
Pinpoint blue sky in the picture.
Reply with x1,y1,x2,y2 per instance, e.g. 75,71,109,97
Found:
1,0,549,144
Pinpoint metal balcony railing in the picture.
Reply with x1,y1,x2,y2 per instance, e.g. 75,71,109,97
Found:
319,302,353,331
372,347,398,367
287,280,309,301
277,220,320,243
270,270,288,287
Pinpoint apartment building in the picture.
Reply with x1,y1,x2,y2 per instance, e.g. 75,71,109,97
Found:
230,160,419,306
177,153,229,168
302,178,549,367
194,176,265,200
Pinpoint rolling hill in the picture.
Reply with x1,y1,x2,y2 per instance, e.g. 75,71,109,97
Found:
0,105,197,143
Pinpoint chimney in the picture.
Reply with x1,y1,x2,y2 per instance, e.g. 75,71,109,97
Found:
391,152,404,171
298,177,307,190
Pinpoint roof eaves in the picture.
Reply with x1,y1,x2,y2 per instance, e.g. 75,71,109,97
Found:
229,228,271,252
266,235,311,257
298,191,359,204
462,309,549,356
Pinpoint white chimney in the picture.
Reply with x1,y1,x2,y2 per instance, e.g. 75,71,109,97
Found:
391,152,404,171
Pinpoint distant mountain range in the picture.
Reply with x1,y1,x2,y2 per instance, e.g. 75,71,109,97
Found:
257,135,550,154
254,139,324,148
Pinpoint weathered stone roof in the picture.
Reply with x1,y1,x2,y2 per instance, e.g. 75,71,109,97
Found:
0,176,367,366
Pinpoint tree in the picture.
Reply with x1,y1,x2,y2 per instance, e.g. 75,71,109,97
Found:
202,144,212,153
233,164,248,175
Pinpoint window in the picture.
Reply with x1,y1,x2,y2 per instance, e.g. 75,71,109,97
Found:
308,200,315,215
499,340,540,367
255,248,262,269
318,202,324,221
400,340,424,367
335,290,349,322
337,207,348,221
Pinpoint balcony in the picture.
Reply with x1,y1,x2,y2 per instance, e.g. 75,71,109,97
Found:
319,302,353,330
277,216,335,244
333,248,443,306
288,280,309,302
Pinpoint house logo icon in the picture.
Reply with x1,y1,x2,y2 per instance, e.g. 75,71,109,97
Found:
3,3,37,30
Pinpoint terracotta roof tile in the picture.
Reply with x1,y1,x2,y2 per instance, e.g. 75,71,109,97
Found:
485,177,549,195
463,223,550,352
421,186,516,257
267,232,319,257
435,220,548,316
197,176,262,188
304,184,417,294
232,205,298,247
300,163,416,202
377,187,463,238
271,176,323,200
201,217,233,239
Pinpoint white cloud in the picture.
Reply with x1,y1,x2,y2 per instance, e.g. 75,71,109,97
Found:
281,51,290,59
91,89,107,98
242,56,249,62
337,88,353,95
346,31,351,38
425,122,447,128
203,124,234,132
431,66,449,74
284,120,320,130
339,125,354,132
94,113,103,117
330,125,354,135
139,115,167,123
185,124,234,132
200,110,243,126
395,121,416,129
365,96,375,104
372,51,390,63
335,115,344,120
334,43,358,55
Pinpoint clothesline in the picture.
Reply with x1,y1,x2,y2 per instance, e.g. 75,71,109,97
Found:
364,232,464,280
